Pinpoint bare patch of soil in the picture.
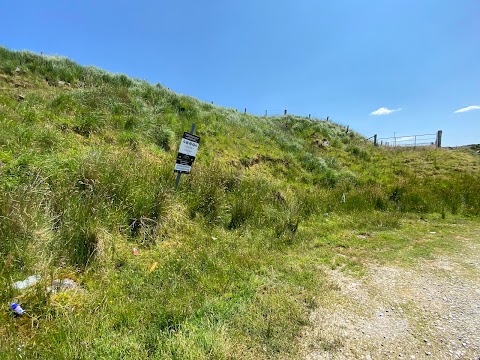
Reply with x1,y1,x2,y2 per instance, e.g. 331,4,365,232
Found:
301,234,480,359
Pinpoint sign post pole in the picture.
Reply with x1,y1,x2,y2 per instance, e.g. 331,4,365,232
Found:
174,170,182,191
174,123,197,191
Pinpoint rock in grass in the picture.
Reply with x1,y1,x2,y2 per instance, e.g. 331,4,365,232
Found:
47,279,82,294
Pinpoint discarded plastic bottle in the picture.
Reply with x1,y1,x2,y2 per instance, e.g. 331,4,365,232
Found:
11,303,25,316
12,275,41,290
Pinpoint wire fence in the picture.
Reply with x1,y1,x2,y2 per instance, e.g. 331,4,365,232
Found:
376,133,439,148
228,106,330,120
219,104,443,148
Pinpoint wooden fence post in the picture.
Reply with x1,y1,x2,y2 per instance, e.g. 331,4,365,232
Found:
284,109,287,115
374,134,378,146
436,130,442,148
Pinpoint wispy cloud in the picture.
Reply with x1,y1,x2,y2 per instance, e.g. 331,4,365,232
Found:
454,105,480,114
370,107,402,116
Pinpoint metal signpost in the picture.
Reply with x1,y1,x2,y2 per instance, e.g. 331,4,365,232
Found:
174,124,199,190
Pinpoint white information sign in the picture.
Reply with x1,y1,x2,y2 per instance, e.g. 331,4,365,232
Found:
174,132,200,174
178,138,199,157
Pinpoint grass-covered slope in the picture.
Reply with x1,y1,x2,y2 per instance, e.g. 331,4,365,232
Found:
1,47,479,359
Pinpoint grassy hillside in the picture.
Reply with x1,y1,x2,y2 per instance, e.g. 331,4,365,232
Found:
1,47,479,359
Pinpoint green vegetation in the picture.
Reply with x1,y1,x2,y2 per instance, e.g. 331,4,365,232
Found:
1,47,479,359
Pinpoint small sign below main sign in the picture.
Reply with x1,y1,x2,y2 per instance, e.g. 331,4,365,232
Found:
174,132,200,174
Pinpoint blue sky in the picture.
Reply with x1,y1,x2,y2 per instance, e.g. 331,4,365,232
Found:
1,0,479,146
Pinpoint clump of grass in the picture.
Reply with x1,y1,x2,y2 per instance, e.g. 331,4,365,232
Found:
151,126,176,151
346,143,370,160
226,176,274,229
183,162,233,225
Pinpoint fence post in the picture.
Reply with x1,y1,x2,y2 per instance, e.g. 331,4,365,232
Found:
374,134,378,146
284,109,287,115
308,114,311,119
436,130,442,148
244,108,247,114
345,125,349,134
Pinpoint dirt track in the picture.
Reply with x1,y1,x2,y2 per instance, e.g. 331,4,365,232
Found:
301,232,480,359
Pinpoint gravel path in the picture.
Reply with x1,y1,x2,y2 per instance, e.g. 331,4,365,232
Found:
301,232,480,359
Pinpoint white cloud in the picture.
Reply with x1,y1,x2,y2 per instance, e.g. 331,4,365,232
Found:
454,105,480,113
370,107,402,116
